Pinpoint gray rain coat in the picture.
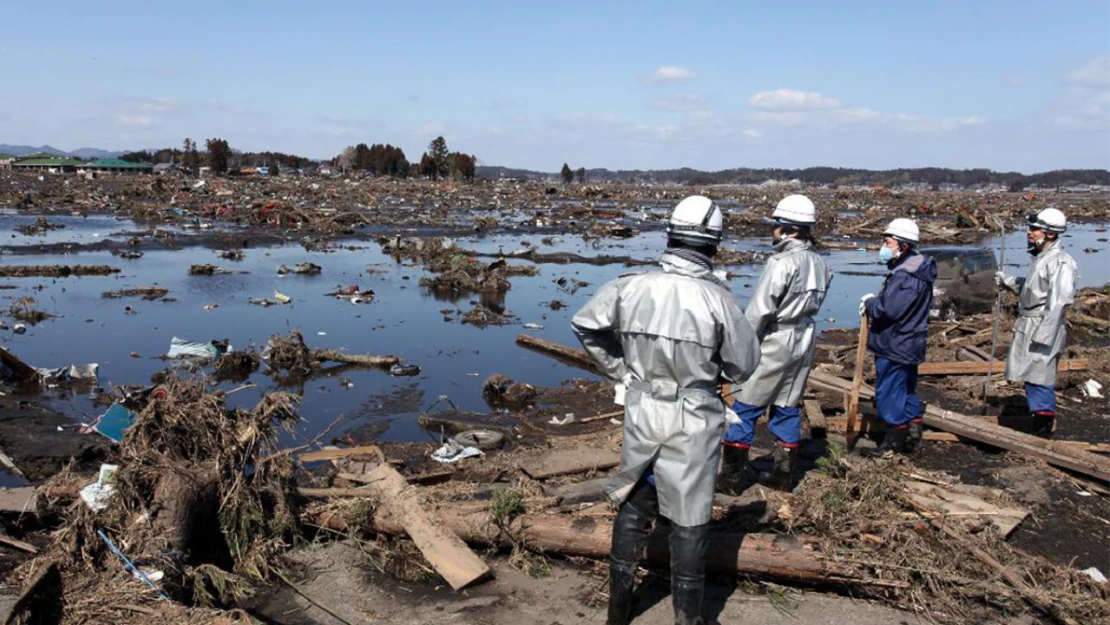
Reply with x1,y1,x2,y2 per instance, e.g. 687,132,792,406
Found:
735,238,832,408
571,251,761,527
1002,242,1078,386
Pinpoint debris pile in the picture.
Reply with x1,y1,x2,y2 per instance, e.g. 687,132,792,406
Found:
10,378,301,622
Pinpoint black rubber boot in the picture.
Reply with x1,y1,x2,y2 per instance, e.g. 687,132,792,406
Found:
718,443,749,495
1030,411,1056,439
607,482,658,625
764,444,797,492
670,524,716,625
904,418,924,454
872,426,908,459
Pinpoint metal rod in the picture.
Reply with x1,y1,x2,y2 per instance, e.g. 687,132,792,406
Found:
97,529,170,601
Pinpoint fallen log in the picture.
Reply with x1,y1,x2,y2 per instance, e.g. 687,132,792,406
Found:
311,507,897,589
311,349,399,368
0,265,119,278
923,406,1110,483
809,371,1110,481
515,334,598,373
299,445,382,463
918,360,1086,376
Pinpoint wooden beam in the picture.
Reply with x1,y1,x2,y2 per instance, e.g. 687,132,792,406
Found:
515,334,598,373
361,463,491,590
298,445,382,464
918,360,1086,376
802,399,826,434
0,486,36,513
846,317,869,446
521,447,621,480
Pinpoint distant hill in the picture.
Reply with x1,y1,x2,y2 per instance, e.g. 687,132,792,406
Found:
476,165,1110,188
0,144,123,159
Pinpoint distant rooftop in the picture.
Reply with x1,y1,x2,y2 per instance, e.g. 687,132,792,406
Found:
84,158,153,169
12,157,85,166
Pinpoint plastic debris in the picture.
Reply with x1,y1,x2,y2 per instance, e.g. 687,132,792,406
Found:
1081,380,1103,399
274,291,292,304
431,438,484,463
92,403,138,443
523,323,545,330
79,464,119,512
548,413,576,426
13,324,26,334
166,337,230,360
1082,567,1107,584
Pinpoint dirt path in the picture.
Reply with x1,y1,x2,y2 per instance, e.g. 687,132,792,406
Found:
250,541,917,625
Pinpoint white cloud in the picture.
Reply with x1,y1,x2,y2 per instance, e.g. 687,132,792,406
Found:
113,114,151,127
641,65,696,85
118,97,179,113
1065,56,1110,87
1005,76,1027,87
742,128,762,139
748,89,841,111
413,122,446,137
652,93,707,112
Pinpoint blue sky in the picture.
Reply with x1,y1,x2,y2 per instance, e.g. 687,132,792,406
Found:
1,1,1108,172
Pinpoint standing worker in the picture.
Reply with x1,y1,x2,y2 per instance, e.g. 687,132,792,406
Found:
572,195,760,625
860,218,936,457
995,208,1078,437
719,194,832,492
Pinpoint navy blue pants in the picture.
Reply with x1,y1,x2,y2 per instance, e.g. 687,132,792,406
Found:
1024,382,1056,414
874,357,923,427
722,401,802,448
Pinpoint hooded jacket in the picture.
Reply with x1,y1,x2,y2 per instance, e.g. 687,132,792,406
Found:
865,250,937,365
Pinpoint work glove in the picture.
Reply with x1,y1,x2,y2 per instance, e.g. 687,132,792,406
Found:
859,293,875,317
725,402,742,426
995,271,1018,292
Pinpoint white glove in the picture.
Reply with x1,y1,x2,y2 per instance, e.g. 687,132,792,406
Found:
859,293,875,317
995,271,1017,291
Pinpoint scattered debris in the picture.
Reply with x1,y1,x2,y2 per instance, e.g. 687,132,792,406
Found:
102,287,169,301
9,296,52,325
188,264,228,276
165,337,230,360
389,364,421,377
0,265,120,278
277,263,322,275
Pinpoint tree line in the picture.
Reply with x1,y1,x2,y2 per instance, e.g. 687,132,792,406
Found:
482,165,1110,188
120,138,311,175
334,136,477,181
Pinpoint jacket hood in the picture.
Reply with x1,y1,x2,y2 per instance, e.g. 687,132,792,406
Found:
891,251,937,284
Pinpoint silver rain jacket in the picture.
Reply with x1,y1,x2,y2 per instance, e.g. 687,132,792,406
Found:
1002,242,1078,386
571,251,760,527
735,238,832,408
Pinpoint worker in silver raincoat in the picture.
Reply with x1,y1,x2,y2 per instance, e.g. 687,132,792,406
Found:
995,208,1078,437
572,195,760,625
720,195,832,492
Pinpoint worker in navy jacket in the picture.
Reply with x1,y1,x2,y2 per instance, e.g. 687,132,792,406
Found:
860,218,937,457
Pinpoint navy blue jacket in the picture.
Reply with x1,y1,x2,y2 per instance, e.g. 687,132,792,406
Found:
865,251,937,365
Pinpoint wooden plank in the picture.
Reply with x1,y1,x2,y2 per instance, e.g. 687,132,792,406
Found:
521,447,621,480
0,346,39,383
802,400,826,433
904,480,1029,537
0,533,37,554
298,445,382,463
918,359,1086,376
362,463,491,590
0,487,37,514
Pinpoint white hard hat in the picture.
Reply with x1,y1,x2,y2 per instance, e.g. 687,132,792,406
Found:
1028,207,1066,233
667,195,723,246
764,194,816,226
883,218,920,244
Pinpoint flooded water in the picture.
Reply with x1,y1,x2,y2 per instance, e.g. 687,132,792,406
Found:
0,212,1106,449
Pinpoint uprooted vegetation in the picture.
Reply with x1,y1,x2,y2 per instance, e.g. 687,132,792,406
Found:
782,452,1109,625
12,378,300,622
8,296,53,324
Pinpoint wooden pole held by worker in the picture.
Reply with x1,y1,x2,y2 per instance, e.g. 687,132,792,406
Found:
846,314,869,449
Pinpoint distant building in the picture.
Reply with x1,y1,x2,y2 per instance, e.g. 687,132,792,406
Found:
153,163,184,175
0,155,14,170
11,157,85,173
81,159,153,174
